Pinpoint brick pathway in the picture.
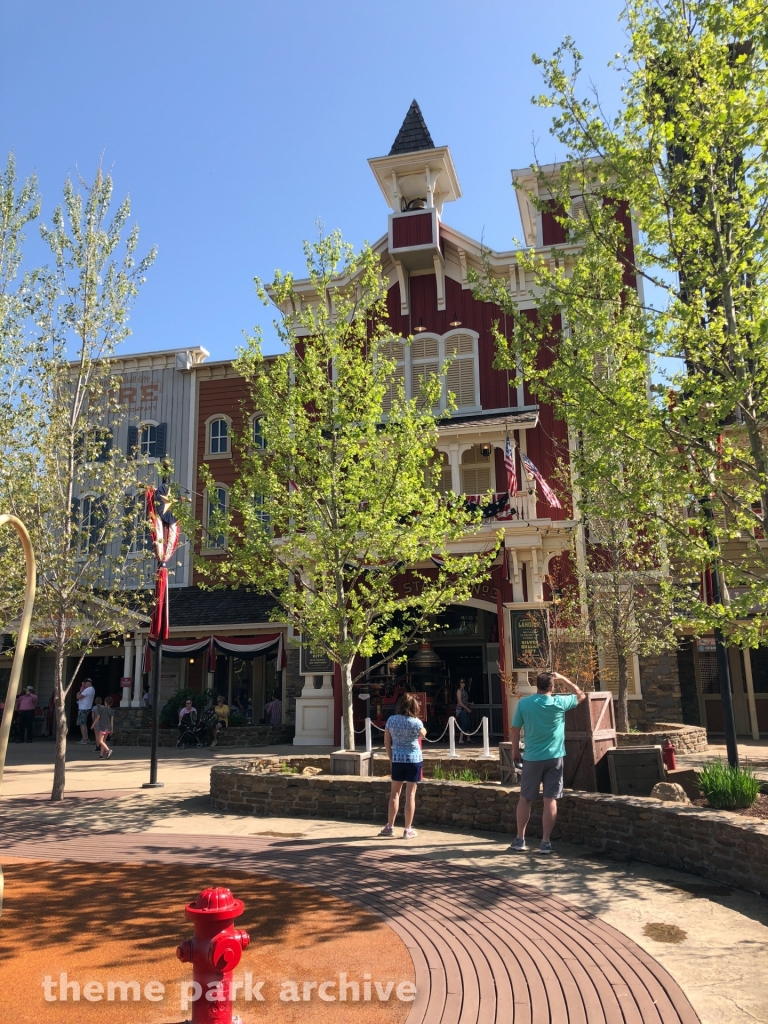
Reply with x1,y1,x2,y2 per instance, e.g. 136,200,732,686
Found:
1,823,699,1024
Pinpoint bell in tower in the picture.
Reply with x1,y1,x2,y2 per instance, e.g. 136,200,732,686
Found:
368,101,461,314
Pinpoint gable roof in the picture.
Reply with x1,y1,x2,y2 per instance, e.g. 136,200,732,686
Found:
389,100,435,155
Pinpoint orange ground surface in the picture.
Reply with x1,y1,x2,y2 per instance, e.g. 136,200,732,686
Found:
0,858,414,1024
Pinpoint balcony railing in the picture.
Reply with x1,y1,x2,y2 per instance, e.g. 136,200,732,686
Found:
464,491,539,522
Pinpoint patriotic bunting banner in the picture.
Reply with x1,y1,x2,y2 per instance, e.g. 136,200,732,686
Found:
519,452,562,509
147,484,181,645
146,633,285,672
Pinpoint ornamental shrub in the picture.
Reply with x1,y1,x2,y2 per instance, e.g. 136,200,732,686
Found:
698,760,761,810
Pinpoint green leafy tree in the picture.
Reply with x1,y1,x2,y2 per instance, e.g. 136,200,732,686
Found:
0,167,156,800
198,232,497,748
474,1,768,741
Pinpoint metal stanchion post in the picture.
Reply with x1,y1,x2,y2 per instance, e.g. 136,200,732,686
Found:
448,716,458,757
482,716,491,758
340,716,345,751
365,717,372,753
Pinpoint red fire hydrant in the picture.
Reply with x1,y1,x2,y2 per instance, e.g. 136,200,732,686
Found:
662,739,677,771
176,886,250,1024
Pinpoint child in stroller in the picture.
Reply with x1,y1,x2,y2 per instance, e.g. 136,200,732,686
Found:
176,699,200,748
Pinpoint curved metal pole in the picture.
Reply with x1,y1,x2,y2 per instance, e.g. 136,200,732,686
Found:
0,515,36,797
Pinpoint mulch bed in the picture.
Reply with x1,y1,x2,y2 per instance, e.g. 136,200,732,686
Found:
692,792,768,821
0,859,413,1024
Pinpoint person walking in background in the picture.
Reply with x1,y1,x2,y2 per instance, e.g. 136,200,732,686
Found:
76,678,96,744
142,683,151,708
91,696,114,760
264,692,282,726
15,686,37,742
210,693,229,747
379,693,426,840
508,670,585,855
455,678,472,745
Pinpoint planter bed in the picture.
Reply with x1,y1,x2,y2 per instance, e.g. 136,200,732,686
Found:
616,722,708,754
211,763,768,897
274,753,500,780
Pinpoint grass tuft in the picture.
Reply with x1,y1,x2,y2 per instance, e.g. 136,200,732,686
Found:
697,759,761,810
431,763,484,782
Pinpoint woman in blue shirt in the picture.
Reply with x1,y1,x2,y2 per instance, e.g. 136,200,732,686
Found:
379,693,426,839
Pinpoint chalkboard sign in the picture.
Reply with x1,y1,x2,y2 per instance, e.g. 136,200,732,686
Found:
299,642,334,675
510,610,548,668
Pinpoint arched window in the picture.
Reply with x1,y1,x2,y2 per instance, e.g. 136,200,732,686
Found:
204,485,229,550
125,490,152,556
77,494,105,557
251,415,266,450
460,446,492,495
210,418,228,454
127,421,167,460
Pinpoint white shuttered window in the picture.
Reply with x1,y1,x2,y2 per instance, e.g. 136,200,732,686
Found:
461,445,492,494
381,340,406,414
445,333,476,409
410,336,440,410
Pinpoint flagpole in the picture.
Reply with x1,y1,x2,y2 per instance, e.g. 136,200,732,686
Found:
142,467,178,791
143,640,164,788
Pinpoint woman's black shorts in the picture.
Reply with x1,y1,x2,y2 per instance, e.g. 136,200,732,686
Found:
391,761,423,783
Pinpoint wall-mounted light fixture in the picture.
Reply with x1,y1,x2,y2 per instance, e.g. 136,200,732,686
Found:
480,442,492,458
189,658,195,666
413,318,426,333
449,312,462,327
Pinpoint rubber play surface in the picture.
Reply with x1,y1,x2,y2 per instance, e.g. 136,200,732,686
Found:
0,858,414,1023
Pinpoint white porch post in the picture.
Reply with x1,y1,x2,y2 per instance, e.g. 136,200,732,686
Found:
447,444,461,494
121,640,134,707
132,635,144,707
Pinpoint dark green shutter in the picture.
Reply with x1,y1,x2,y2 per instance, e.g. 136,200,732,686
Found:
155,422,168,458
127,425,138,458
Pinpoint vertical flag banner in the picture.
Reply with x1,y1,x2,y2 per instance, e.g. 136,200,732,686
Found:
504,435,518,496
520,452,562,509
147,484,181,645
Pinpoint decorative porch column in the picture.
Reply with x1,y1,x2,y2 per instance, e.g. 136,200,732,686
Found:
132,635,144,707
121,639,134,707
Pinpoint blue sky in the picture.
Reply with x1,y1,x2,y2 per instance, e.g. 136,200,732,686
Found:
2,1,627,360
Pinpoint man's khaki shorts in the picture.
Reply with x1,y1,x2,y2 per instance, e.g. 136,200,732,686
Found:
520,757,564,800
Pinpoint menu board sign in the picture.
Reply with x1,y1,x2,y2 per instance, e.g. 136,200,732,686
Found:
510,611,548,669
299,641,334,675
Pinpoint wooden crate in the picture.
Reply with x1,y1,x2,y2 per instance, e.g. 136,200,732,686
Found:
498,742,520,787
563,692,616,793
606,745,665,797
330,750,374,777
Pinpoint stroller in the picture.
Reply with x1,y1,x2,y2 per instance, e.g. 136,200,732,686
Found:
176,706,217,748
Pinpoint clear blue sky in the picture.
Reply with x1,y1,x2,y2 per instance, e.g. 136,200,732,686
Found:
2,1,627,360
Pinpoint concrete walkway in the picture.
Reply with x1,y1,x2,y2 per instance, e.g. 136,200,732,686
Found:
1,741,767,1022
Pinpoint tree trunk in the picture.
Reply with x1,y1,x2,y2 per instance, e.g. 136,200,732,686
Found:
341,660,355,751
616,650,630,734
51,648,69,802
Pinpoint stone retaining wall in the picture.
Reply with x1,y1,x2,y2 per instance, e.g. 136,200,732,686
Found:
211,766,768,896
112,725,293,747
616,723,708,754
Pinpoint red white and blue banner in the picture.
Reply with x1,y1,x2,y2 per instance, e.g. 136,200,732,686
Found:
504,435,518,496
146,633,285,672
146,484,181,645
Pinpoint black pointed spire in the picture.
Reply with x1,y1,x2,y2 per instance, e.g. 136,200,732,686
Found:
389,100,435,156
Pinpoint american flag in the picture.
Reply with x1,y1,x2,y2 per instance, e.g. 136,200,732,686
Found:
503,435,517,496
520,451,562,509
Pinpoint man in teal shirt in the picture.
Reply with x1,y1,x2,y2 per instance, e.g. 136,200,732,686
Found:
508,670,586,855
